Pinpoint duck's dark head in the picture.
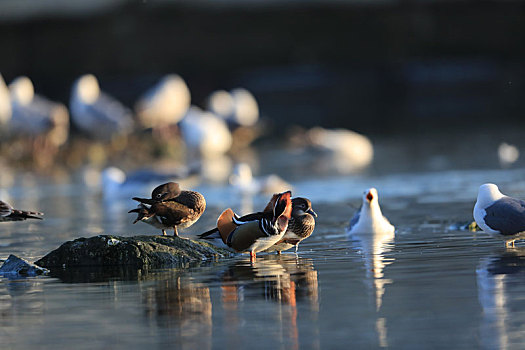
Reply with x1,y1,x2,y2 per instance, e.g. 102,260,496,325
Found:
151,182,182,202
291,197,317,218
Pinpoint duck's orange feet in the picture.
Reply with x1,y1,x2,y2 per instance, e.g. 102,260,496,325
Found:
250,251,256,262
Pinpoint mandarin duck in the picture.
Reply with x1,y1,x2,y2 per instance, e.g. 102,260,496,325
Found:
198,191,292,260
264,197,317,254
129,182,206,236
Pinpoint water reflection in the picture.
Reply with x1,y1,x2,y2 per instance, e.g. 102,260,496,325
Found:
348,229,395,348
347,229,395,312
143,275,212,349
477,248,525,349
0,277,45,346
219,255,319,350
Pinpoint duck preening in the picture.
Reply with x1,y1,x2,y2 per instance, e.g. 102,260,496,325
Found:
129,182,206,236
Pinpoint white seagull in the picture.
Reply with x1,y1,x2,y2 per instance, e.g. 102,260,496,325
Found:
135,74,191,130
207,88,259,128
474,183,525,247
70,74,134,140
179,106,232,158
347,188,395,235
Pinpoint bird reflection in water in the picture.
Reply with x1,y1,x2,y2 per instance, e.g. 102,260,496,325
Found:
220,255,319,350
348,228,395,312
348,228,395,348
143,275,212,350
477,247,525,349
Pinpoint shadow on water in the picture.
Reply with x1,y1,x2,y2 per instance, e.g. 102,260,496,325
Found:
477,247,525,349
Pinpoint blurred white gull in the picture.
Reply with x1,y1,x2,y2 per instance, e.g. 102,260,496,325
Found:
70,74,134,140
207,88,259,128
308,127,374,170
474,183,525,247
498,142,519,168
179,106,232,158
7,76,69,153
101,166,194,199
135,74,191,131
229,162,292,195
0,74,11,130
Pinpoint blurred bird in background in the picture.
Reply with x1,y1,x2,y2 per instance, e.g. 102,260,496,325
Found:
70,74,134,141
6,76,69,168
135,74,191,138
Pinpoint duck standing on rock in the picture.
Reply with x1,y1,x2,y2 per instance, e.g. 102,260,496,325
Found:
264,197,317,254
0,200,43,222
129,182,206,236
198,191,292,260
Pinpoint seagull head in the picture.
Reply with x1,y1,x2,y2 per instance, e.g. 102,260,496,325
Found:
9,76,34,105
75,74,100,104
477,183,505,207
363,188,379,206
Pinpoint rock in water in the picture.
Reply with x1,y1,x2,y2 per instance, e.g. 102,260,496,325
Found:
35,235,233,269
0,254,49,276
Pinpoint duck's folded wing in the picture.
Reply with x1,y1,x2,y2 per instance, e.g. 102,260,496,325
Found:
229,221,268,252
234,211,265,223
152,201,193,225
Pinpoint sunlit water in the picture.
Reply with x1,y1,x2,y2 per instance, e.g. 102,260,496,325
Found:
2,136,525,348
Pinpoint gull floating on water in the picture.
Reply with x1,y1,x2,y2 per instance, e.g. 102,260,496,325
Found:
179,106,232,158
347,188,395,311
347,188,395,235
135,74,191,130
70,74,134,140
474,183,525,247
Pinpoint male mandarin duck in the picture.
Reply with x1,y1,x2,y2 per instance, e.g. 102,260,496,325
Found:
264,197,317,254
0,200,43,222
198,191,292,260
129,182,206,236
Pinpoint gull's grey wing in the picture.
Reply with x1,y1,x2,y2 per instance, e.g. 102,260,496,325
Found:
348,205,362,231
484,197,525,235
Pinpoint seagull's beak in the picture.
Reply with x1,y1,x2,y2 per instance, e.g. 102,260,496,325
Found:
366,192,374,202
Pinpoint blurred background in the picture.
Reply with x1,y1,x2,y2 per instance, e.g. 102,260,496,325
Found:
0,0,524,176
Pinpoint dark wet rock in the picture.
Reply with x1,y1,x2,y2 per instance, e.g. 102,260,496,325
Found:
35,235,233,269
0,254,49,276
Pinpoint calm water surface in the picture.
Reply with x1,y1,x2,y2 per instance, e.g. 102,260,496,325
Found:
2,136,525,349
